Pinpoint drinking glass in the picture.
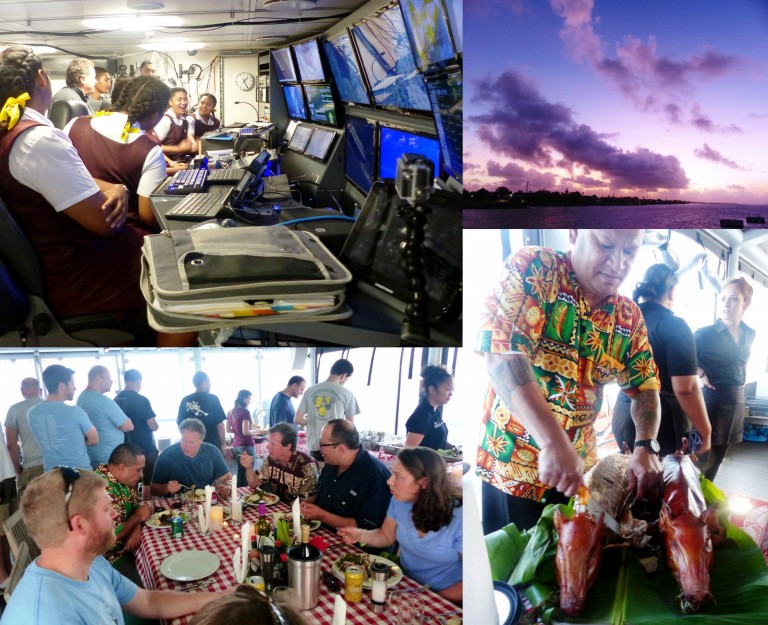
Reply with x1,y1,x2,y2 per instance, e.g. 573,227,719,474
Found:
389,593,424,625
271,586,295,607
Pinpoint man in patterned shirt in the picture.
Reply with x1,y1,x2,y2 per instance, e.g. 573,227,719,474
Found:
94,442,149,577
240,423,319,501
476,230,663,533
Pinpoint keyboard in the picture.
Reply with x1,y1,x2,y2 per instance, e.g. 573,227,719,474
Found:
207,168,246,184
165,168,209,195
165,187,232,221
263,175,292,202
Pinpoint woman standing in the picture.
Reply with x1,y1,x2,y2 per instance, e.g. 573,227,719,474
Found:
695,277,756,481
612,264,712,456
227,390,256,487
339,447,462,604
404,365,454,450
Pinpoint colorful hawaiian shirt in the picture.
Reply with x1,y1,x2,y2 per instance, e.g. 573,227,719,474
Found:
475,246,660,502
95,464,140,563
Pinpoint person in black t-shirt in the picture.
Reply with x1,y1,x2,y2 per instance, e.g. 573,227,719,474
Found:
404,365,454,451
177,371,230,459
114,369,159,494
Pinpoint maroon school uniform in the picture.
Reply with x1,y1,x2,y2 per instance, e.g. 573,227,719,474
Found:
68,117,158,229
194,114,220,139
162,114,191,162
0,120,147,318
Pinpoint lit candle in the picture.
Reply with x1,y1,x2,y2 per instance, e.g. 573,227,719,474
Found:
210,505,224,531
240,522,251,582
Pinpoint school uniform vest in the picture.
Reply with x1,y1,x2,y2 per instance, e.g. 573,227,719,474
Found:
163,114,190,162
194,114,220,139
68,116,156,228
0,120,147,317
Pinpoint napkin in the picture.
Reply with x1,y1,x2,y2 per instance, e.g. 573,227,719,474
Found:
204,485,214,528
231,475,240,522
233,547,247,583
332,593,346,625
197,504,209,533
292,497,301,544
232,522,251,583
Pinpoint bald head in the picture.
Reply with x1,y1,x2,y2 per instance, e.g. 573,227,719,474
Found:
569,229,644,308
87,365,114,394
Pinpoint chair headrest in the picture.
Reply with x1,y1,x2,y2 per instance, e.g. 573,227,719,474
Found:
48,99,91,129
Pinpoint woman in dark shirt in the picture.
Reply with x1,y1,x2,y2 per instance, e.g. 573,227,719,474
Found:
612,264,712,456
405,365,454,450
695,277,756,480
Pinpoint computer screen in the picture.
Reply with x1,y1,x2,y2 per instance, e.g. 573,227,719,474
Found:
293,39,325,82
426,70,462,182
351,5,431,112
303,84,339,126
445,0,462,54
323,33,370,106
378,125,440,180
282,85,307,120
284,120,300,143
400,0,457,73
272,47,298,83
304,127,336,161
345,116,376,194
287,124,314,153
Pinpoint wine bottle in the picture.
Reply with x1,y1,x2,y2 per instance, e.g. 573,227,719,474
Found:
257,501,271,537
299,523,312,559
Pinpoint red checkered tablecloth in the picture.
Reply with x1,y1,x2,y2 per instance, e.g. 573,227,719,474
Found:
136,488,461,625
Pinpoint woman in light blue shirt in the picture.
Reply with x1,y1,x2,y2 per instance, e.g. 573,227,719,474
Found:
339,447,462,604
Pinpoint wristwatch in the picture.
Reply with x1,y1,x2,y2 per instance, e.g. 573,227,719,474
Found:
634,438,660,454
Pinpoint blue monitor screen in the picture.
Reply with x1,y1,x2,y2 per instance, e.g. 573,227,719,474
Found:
351,5,431,112
426,70,462,182
293,39,325,82
283,85,307,119
446,0,462,54
323,34,370,106
400,0,456,73
304,84,338,126
272,47,298,83
379,125,440,180
345,116,376,194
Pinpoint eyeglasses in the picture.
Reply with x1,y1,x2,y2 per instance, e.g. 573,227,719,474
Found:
56,466,81,530
318,442,340,448
268,601,289,625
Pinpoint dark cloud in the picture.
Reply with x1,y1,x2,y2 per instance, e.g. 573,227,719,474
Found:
728,184,746,190
469,70,689,191
690,105,743,134
694,144,744,170
486,160,557,190
463,161,482,172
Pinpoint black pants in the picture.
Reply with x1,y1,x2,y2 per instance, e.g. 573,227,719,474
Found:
481,480,570,534
701,444,729,482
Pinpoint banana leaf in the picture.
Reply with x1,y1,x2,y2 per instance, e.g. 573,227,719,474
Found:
509,504,569,587
485,522,528,582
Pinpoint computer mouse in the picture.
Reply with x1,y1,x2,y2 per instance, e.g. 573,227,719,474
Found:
220,218,239,228
189,221,221,230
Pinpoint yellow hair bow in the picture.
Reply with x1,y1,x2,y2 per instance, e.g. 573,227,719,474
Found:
0,92,31,131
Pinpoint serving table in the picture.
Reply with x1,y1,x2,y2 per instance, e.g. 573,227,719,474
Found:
136,487,461,625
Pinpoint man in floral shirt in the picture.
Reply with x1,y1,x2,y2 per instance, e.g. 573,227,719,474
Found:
476,230,663,533
95,442,150,574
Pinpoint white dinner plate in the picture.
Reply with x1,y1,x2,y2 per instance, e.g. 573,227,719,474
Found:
271,511,321,531
146,510,190,529
244,491,280,506
160,550,221,581
332,554,403,589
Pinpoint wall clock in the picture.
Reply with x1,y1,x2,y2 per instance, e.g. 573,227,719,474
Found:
235,71,255,91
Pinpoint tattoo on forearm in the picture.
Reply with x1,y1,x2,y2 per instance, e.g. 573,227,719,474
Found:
489,355,536,401
631,390,661,436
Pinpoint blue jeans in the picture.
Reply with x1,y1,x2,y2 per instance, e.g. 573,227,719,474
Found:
232,445,257,487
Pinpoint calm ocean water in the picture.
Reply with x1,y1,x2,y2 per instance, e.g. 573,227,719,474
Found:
463,203,768,229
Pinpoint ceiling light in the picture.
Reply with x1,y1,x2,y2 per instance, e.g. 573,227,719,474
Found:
263,0,317,10
140,41,203,51
127,0,165,9
84,16,182,30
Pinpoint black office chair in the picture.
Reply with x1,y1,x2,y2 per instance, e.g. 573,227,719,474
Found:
0,196,150,346
48,99,91,130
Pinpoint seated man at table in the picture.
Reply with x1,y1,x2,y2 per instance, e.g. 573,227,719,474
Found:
150,418,232,496
94,443,150,581
300,420,391,531
240,423,319,501
0,469,233,625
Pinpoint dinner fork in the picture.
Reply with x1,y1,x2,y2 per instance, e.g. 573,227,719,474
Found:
390,583,430,595
178,579,213,592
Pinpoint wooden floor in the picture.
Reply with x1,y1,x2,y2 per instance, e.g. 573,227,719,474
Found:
712,441,768,502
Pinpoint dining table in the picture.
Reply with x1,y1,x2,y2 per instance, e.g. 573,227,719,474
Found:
135,487,462,625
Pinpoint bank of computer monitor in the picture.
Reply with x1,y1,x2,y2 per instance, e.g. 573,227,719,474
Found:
446,0,462,54
293,39,325,82
287,124,314,153
426,70,462,182
272,47,298,83
282,84,307,120
284,120,300,144
400,0,457,73
304,128,336,161
378,125,440,180
323,33,370,106
351,5,431,112
345,116,376,194
303,84,339,126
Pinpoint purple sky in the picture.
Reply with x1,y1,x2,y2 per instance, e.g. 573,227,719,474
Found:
464,0,768,203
